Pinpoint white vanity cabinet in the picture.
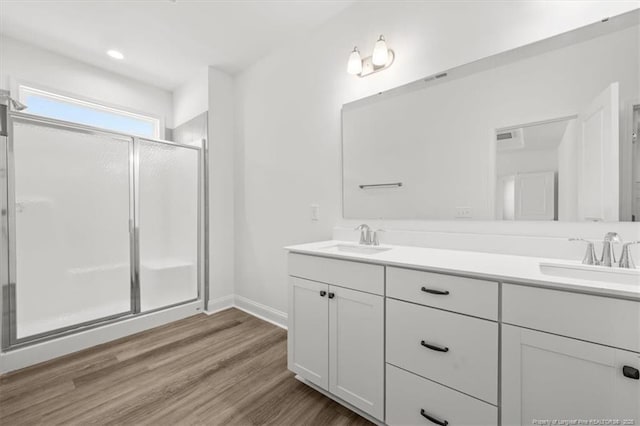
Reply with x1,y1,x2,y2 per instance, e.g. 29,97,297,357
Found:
287,253,385,421
502,284,640,425
286,245,640,426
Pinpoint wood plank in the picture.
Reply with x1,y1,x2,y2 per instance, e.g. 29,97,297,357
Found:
0,308,371,425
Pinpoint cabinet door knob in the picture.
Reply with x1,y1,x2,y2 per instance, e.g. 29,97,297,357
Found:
421,286,450,295
320,290,327,297
623,365,639,380
420,409,448,426
421,340,449,353
328,292,335,299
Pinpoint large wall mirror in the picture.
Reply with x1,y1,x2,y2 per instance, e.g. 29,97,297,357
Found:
342,9,639,222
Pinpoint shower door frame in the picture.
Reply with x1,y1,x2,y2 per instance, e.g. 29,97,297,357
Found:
133,136,203,314
0,112,204,351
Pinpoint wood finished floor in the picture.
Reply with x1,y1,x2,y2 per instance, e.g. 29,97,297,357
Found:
0,308,371,426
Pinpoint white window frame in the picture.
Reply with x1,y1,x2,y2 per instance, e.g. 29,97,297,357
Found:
12,80,163,139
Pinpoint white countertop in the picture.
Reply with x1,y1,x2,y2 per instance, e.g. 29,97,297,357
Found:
285,240,640,300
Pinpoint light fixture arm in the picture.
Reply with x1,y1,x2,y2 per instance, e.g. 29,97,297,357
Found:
357,49,394,78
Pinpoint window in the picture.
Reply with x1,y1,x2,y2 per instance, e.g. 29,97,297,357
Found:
18,85,161,138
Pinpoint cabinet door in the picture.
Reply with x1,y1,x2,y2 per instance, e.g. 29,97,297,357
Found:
503,325,640,425
329,286,384,420
288,277,329,390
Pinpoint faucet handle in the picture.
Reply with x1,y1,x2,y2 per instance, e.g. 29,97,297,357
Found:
601,232,622,266
604,232,622,242
355,224,371,245
372,229,384,246
619,241,640,269
569,238,599,265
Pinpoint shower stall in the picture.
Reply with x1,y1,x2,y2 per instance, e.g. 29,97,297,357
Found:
0,111,203,352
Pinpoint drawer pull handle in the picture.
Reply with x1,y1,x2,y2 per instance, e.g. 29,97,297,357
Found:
623,365,639,380
420,409,448,426
421,286,450,295
328,292,335,299
320,290,327,297
421,340,449,353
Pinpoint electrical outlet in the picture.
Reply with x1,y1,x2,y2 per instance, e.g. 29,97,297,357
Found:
455,206,472,218
310,204,320,221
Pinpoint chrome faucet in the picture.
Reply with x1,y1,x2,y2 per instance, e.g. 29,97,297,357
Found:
355,224,372,245
600,232,621,267
619,241,639,269
569,238,599,265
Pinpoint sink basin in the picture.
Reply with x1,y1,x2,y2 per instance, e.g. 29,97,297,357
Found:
540,261,640,285
318,243,392,255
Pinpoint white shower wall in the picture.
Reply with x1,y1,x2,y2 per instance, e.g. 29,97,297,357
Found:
138,141,199,311
10,120,201,340
13,121,132,338
1,122,203,372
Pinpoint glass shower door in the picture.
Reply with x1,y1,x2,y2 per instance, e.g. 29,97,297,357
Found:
11,118,133,340
137,139,199,312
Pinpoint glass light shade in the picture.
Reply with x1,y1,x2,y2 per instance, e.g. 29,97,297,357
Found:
107,49,124,60
347,48,363,75
372,35,388,66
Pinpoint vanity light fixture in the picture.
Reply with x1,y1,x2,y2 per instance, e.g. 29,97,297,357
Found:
347,47,363,75
347,34,395,78
372,35,389,66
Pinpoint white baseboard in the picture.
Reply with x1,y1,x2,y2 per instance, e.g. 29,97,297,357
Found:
205,294,288,330
205,294,235,315
233,295,288,330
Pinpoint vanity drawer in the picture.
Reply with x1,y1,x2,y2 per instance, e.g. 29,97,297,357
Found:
288,253,384,295
503,284,640,352
387,267,498,320
386,298,498,404
386,364,498,426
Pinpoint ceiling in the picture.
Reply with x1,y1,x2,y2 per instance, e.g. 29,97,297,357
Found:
522,119,572,151
0,0,354,90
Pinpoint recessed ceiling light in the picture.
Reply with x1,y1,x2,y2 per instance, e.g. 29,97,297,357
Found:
107,50,124,60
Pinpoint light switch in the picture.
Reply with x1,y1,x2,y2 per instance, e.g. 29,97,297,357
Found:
310,204,320,221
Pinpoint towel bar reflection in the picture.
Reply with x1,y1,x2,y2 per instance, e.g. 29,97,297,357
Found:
359,182,403,189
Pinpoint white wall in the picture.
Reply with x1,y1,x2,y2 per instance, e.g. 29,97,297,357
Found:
0,36,174,129
235,2,640,315
171,67,236,311
173,67,209,128
208,67,236,309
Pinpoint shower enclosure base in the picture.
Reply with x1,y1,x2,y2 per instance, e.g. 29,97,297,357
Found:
0,299,203,374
